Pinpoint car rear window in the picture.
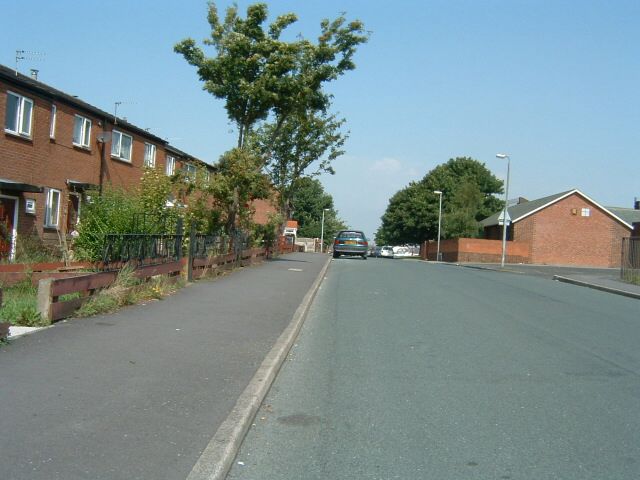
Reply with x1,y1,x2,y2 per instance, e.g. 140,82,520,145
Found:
339,231,364,239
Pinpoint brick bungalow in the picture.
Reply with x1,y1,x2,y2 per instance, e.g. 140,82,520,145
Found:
481,189,640,267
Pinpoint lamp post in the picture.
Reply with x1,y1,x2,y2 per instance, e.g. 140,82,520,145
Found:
433,190,443,261
320,208,330,253
496,153,511,268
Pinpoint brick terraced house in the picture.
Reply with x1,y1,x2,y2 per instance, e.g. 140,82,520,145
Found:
0,64,218,258
481,189,640,267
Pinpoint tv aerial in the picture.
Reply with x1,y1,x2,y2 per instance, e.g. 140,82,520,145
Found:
15,49,45,76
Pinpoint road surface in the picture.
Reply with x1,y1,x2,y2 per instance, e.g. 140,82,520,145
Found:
228,258,640,480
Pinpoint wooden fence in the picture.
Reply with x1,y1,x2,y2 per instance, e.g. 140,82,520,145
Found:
0,261,93,286
37,260,184,323
3,231,297,325
189,247,267,280
37,246,271,323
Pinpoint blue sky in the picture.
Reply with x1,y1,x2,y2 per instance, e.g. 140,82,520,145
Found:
3,0,639,237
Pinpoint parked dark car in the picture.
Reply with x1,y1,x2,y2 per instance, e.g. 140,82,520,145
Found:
333,230,369,259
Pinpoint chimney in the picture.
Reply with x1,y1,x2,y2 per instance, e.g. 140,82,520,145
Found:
30,69,39,80
634,197,639,210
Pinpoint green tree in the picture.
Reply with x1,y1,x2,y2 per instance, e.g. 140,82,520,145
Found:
290,178,346,245
208,148,272,234
377,157,504,244
175,3,368,235
175,2,368,149
376,182,434,245
250,110,347,220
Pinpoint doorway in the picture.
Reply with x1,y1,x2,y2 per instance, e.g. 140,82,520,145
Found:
0,196,18,260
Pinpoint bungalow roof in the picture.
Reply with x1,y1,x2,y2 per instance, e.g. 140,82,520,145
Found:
480,189,634,230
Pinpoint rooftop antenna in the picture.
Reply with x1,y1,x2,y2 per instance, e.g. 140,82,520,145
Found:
15,49,45,76
113,100,136,125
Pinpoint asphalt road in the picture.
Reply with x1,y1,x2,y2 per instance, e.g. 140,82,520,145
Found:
228,257,640,480
0,253,328,480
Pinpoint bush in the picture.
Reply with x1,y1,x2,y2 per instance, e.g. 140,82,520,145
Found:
9,231,62,264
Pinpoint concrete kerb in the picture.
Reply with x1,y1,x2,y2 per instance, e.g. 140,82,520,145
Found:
553,275,640,300
185,255,332,480
452,262,639,300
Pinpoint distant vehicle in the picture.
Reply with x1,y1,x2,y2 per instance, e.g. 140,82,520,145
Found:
392,246,412,258
379,246,394,258
333,230,369,259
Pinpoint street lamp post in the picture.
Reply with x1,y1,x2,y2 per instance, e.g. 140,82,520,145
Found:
320,208,330,253
433,190,443,261
496,153,511,268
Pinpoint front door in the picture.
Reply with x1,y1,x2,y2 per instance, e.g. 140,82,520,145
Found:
0,197,17,259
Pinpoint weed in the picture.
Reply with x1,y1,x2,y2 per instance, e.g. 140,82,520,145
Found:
0,280,46,327
75,265,141,317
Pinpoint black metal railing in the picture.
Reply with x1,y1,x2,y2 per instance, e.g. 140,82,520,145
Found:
191,234,230,259
102,233,183,268
621,237,640,285
190,230,250,259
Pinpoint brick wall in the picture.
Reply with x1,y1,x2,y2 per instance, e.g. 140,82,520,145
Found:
421,238,530,263
251,198,278,225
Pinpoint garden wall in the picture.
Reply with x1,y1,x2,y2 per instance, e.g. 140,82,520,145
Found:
420,238,530,264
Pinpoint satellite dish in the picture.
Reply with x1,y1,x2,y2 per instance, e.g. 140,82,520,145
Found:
97,131,112,143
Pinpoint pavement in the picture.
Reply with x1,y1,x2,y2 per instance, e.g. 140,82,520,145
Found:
0,252,330,480
455,262,640,299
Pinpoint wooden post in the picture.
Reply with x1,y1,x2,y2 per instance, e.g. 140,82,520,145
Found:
37,278,54,325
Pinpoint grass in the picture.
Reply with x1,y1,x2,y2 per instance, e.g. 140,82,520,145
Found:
76,267,184,317
622,272,640,286
0,265,186,325
0,280,45,327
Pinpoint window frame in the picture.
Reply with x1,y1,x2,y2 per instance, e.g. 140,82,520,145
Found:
44,188,61,229
144,142,157,168
183,163,197,182
5,90,34,137
581,208,591,217
165,155,176,176
72,114,92,148
111,130,133,162
50,104,57,139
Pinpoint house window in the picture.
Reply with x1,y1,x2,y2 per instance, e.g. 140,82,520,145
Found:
165,155,175,176
111,130,133,162
581,208,591,217
44,188,61,228
72,115,92,148
50,104,57,139
144,143,156,167
183,163,197,182
5,91,34,137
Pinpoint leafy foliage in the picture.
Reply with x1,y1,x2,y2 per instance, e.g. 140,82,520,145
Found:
74,169,184,261
175,2,369,148
175,2,368,233
290,178,347,244
376,157,504,244
209,148,272,234
250,111,347,220
73,187,141,261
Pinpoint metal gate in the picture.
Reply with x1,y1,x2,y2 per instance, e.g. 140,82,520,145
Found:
621,237,640,284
